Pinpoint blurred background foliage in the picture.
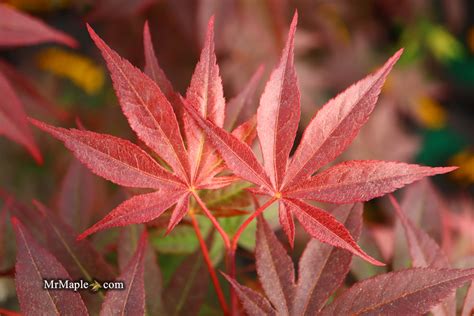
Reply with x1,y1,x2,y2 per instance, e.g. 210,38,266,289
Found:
0,0,473,313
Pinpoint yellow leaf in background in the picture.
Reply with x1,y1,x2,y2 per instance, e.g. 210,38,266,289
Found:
416,96,447,129
36,48,105,95
425,25,464,62
449,150,474,184
4,0,69,12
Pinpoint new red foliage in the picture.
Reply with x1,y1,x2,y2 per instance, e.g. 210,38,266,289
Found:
227,212,474,316
32,18,258,241
183,12,455,264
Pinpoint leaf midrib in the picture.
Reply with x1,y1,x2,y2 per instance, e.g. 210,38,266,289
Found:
285,66,391,188
100,38,189,182
18,226,61,315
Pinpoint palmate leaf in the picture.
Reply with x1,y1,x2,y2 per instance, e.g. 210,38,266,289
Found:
184,11,456,264
320,268,474,315
226,204,362,315
228,212,474,316
31,16,259,239
101,230,148,316
88,24,191,182
12,217,88,316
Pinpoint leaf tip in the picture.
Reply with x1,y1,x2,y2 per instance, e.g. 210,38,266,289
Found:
143,20,152,42
291,10,298,28
30,146,43,165
77,228,93,241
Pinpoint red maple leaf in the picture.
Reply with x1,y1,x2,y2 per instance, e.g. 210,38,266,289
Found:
183,12,456,265
31,17,258,242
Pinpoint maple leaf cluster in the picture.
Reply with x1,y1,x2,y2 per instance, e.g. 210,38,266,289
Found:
1,4,473,316
225,203,474,315
31,12,455,265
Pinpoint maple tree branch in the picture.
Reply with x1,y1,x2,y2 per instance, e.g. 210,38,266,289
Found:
0,308,21,316
226,248,238,316
190,213,229,315
192,191,231,249
227,196,276,315
231,197,277,251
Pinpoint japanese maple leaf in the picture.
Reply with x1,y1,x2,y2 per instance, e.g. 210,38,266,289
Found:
31,17,257,239
184,12,456,265
225,212,474,316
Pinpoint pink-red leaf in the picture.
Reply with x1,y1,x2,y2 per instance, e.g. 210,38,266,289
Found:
30,119,183,189
257,12,300,190
184,16,225,181
166,193,190,233
224,66,264,130
184,100,271,189
0,4,77,47
0,71,41,163
185,16,225,128
88,25,190,182
321,268,474,315
285,161,456,203
279,200,295,248
78,189,187,239
143,21,176,101
283,49,403,187
101,231,147,316
118,225,165,315
255,216,295,314
293,203,363,315
285,198,383,265
12,217,88,316
223,273,276,316
198,115,258,184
